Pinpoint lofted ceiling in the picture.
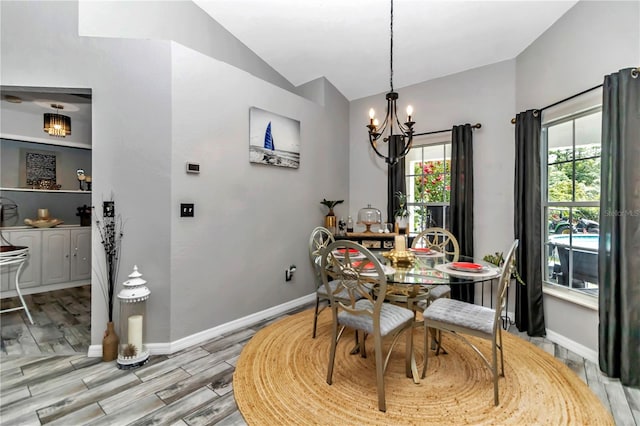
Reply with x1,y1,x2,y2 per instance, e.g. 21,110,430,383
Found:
194,0,578,100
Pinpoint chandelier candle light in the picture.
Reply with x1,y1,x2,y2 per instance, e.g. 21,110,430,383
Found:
117,265,150,370
366,0,415,166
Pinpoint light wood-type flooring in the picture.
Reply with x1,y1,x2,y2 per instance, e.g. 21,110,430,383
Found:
1,300,639,425
1,285,91,355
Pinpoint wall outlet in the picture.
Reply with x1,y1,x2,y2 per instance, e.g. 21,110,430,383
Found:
180,203,194,217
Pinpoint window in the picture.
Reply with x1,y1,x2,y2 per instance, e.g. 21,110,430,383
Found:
543,107,601,297
404,142,451,234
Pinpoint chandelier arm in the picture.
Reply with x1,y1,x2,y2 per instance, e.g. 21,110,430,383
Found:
389,0,394,92
368,134,392,160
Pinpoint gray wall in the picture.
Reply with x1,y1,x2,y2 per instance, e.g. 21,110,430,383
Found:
516,0,640,354
1,0,349,345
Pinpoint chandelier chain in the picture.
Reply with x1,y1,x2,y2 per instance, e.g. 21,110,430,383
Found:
390,0,394,92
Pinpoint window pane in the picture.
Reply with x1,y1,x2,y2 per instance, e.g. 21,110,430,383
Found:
575,111,601,157
547,120,573,160
548,163,573,202
574,157,601,202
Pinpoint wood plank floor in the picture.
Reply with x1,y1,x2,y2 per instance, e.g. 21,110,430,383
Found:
1,285,91,355
1,302,638,425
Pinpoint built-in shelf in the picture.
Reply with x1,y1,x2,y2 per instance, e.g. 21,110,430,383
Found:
0,187,91,194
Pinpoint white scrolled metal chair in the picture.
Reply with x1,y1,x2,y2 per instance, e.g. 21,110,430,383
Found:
422,239,519,405
320,240,415,412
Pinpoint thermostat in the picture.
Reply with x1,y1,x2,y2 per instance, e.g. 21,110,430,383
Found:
186,162,200,174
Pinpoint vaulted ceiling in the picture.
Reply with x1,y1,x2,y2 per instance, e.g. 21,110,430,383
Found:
194,0,578,100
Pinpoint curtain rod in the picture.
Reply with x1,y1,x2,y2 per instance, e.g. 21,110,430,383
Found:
510,83,602,124
414,122,481,137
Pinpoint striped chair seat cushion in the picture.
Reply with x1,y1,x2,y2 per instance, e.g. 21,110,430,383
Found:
338,299,414,336
423,298,496,335
317,280,362,301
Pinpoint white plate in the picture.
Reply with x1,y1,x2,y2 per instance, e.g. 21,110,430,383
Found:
332,249,365,259
361,265,396,276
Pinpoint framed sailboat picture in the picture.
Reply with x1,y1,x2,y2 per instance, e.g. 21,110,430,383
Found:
249,107,300,169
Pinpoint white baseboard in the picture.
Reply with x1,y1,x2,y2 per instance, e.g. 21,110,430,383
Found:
88,293,315,358
545,329,598,364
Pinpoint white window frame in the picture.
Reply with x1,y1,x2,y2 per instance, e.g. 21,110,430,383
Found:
542,105,601,304
404,139,451,235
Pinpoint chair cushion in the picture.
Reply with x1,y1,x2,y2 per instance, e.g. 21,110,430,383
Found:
338,299,414,336
415,285,451,311
317,280,361,301
423,298,496,335
427,285,451,300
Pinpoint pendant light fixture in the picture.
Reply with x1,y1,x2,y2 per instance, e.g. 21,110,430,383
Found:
43,104,71,138
366,0,415,166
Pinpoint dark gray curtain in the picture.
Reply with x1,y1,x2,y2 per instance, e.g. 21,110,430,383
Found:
387,135,406,223
449,124,474,303
599,67,640,387
514,110,546,336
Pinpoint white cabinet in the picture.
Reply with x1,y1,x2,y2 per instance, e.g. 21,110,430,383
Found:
70,229,91,281
42,228,91,285
1,230,42,291
1,227,90,297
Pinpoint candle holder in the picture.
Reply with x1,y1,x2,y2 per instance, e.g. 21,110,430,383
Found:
117,265,150,370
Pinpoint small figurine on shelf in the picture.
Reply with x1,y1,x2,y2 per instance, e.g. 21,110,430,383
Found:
76,205,92,226
337,217,346,236
76,169,86,191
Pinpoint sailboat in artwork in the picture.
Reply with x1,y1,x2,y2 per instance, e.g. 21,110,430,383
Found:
264,121,275,151
262,121,279,164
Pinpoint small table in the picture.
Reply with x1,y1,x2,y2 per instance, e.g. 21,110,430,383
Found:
0,246,34,324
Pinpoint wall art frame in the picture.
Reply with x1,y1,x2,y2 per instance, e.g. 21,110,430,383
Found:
249,107,300,169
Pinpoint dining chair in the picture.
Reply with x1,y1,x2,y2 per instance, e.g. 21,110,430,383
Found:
320,240,415,412
422,239,519,405
309,227,365,339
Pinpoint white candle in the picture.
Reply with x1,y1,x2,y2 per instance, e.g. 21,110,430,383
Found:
395,235,406,252
128,315,143,353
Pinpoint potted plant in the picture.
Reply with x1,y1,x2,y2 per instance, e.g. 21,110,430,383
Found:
483,251,525,285
394,191,409,233
320,199,343,232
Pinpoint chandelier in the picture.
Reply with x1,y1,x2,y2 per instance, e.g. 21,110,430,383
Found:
43,104,71,138
366,0,415,166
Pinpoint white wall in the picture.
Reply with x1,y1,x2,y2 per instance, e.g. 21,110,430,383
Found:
349,60,517,305
516,0,640,354
1,0,349,346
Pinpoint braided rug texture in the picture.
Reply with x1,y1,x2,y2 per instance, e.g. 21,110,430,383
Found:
233,309,613,425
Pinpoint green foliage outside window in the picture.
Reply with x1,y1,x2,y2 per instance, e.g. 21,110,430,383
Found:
413,160,450,203
547,146,600,221
412,160,451,230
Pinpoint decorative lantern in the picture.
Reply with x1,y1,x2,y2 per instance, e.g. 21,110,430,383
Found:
117,265,150,369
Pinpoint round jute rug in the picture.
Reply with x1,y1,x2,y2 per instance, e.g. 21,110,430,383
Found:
233,309,613,425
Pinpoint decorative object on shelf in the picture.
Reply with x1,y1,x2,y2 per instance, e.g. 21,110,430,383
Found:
24,208,64,228
77,169,86,191
0,197,18,227
76,204,92,226
320,199,343,234
43,103,71,137
337,217,346,236
25,151,57,188
346,215,354,233
117,265,150,369
96,198,124,362
85,176,92,191
357,204,382,233
394,191,409,234
365,0,415,166
249,107,301,169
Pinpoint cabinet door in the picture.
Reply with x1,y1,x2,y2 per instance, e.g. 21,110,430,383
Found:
1,230,42,291
70,229,91,281
42,230,71,285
